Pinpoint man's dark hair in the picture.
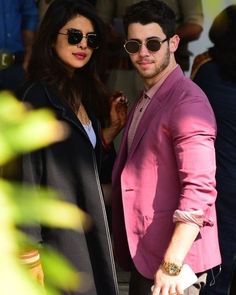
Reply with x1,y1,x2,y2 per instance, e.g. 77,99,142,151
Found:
123,0,176,39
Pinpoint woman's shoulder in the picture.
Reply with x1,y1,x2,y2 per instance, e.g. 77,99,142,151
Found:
17,82,54,109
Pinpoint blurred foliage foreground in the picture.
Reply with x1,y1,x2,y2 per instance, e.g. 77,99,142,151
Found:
0,91,90,295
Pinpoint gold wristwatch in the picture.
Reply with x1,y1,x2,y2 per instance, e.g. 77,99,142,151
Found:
161,260,182,276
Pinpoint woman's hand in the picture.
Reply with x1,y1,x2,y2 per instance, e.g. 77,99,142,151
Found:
28,261,45,286
20,249,44,286
102,91,128,145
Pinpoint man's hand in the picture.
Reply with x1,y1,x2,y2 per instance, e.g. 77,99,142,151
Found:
152,267,184,295
152,222,200,295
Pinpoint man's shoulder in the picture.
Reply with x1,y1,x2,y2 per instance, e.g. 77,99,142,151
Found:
162,71,208,107
163,66,202,93
173,71,205,95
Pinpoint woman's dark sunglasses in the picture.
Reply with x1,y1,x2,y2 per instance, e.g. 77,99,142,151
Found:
58,28,100,49
124,37,168,54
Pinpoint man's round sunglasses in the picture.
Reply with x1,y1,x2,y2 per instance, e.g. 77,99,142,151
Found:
124,37,169,54
58,28,100,49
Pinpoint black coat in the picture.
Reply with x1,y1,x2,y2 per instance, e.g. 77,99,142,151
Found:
18,83,119,295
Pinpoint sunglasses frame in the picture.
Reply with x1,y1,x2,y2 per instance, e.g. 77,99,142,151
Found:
58,28,99,49
124,37,169,54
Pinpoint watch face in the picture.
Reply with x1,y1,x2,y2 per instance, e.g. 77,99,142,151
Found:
162,261,182,275
170,264,179,274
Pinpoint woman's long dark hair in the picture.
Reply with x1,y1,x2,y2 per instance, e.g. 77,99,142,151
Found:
208,5,236,83
27,0,110,122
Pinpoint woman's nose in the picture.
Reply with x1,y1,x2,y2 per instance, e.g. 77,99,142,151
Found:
77,36,87,48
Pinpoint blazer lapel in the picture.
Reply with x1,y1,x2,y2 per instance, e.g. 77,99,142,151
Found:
127,66,184,159
127,95,162,160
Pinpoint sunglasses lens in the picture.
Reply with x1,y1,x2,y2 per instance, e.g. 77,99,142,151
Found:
68,31,83,45
125,41,140,54
87,34,99,49
146,39,161,51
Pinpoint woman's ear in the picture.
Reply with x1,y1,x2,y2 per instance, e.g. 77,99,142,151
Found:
169,34,180,53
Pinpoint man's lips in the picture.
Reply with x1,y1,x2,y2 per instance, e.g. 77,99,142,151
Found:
137,60,153,69
137,59,153,65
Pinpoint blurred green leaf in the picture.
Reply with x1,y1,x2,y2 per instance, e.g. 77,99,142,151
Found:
41,248,83,291
0,179,90,229
0,261,43,295
0,91,89,295
0,91,68,165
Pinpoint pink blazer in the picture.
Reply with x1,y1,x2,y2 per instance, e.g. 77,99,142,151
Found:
112,66,221,279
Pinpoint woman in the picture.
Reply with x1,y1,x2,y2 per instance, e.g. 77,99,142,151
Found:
17,0,126,294
191,5,236,295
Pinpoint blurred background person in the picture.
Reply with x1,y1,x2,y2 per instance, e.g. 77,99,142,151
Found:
0,0,38,91
191,5,236,295
37,0,97,23
96,0,144,106
36,0,52,22
164,0,203,72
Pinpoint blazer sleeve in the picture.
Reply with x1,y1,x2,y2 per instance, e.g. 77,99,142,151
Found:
170,92,217,222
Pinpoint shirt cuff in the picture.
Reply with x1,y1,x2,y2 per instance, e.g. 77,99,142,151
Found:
173,209,204,227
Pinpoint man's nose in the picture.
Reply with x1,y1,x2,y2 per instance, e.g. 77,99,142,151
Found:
139,43,149,56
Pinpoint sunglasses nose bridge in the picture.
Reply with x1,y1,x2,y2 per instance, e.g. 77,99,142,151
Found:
139,41,150,55
76,34,88,48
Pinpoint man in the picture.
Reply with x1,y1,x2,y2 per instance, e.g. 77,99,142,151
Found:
96,0,203,150
112,1,221,295
0,0,38,91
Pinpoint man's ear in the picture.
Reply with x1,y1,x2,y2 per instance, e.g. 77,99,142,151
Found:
169,34,180,53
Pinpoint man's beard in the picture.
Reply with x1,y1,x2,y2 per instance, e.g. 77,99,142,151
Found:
138,49,170,79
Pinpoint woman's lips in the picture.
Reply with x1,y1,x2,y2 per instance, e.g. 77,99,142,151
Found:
73,52,87,60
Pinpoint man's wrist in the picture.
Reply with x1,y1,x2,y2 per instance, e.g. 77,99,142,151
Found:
161,260,183,276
